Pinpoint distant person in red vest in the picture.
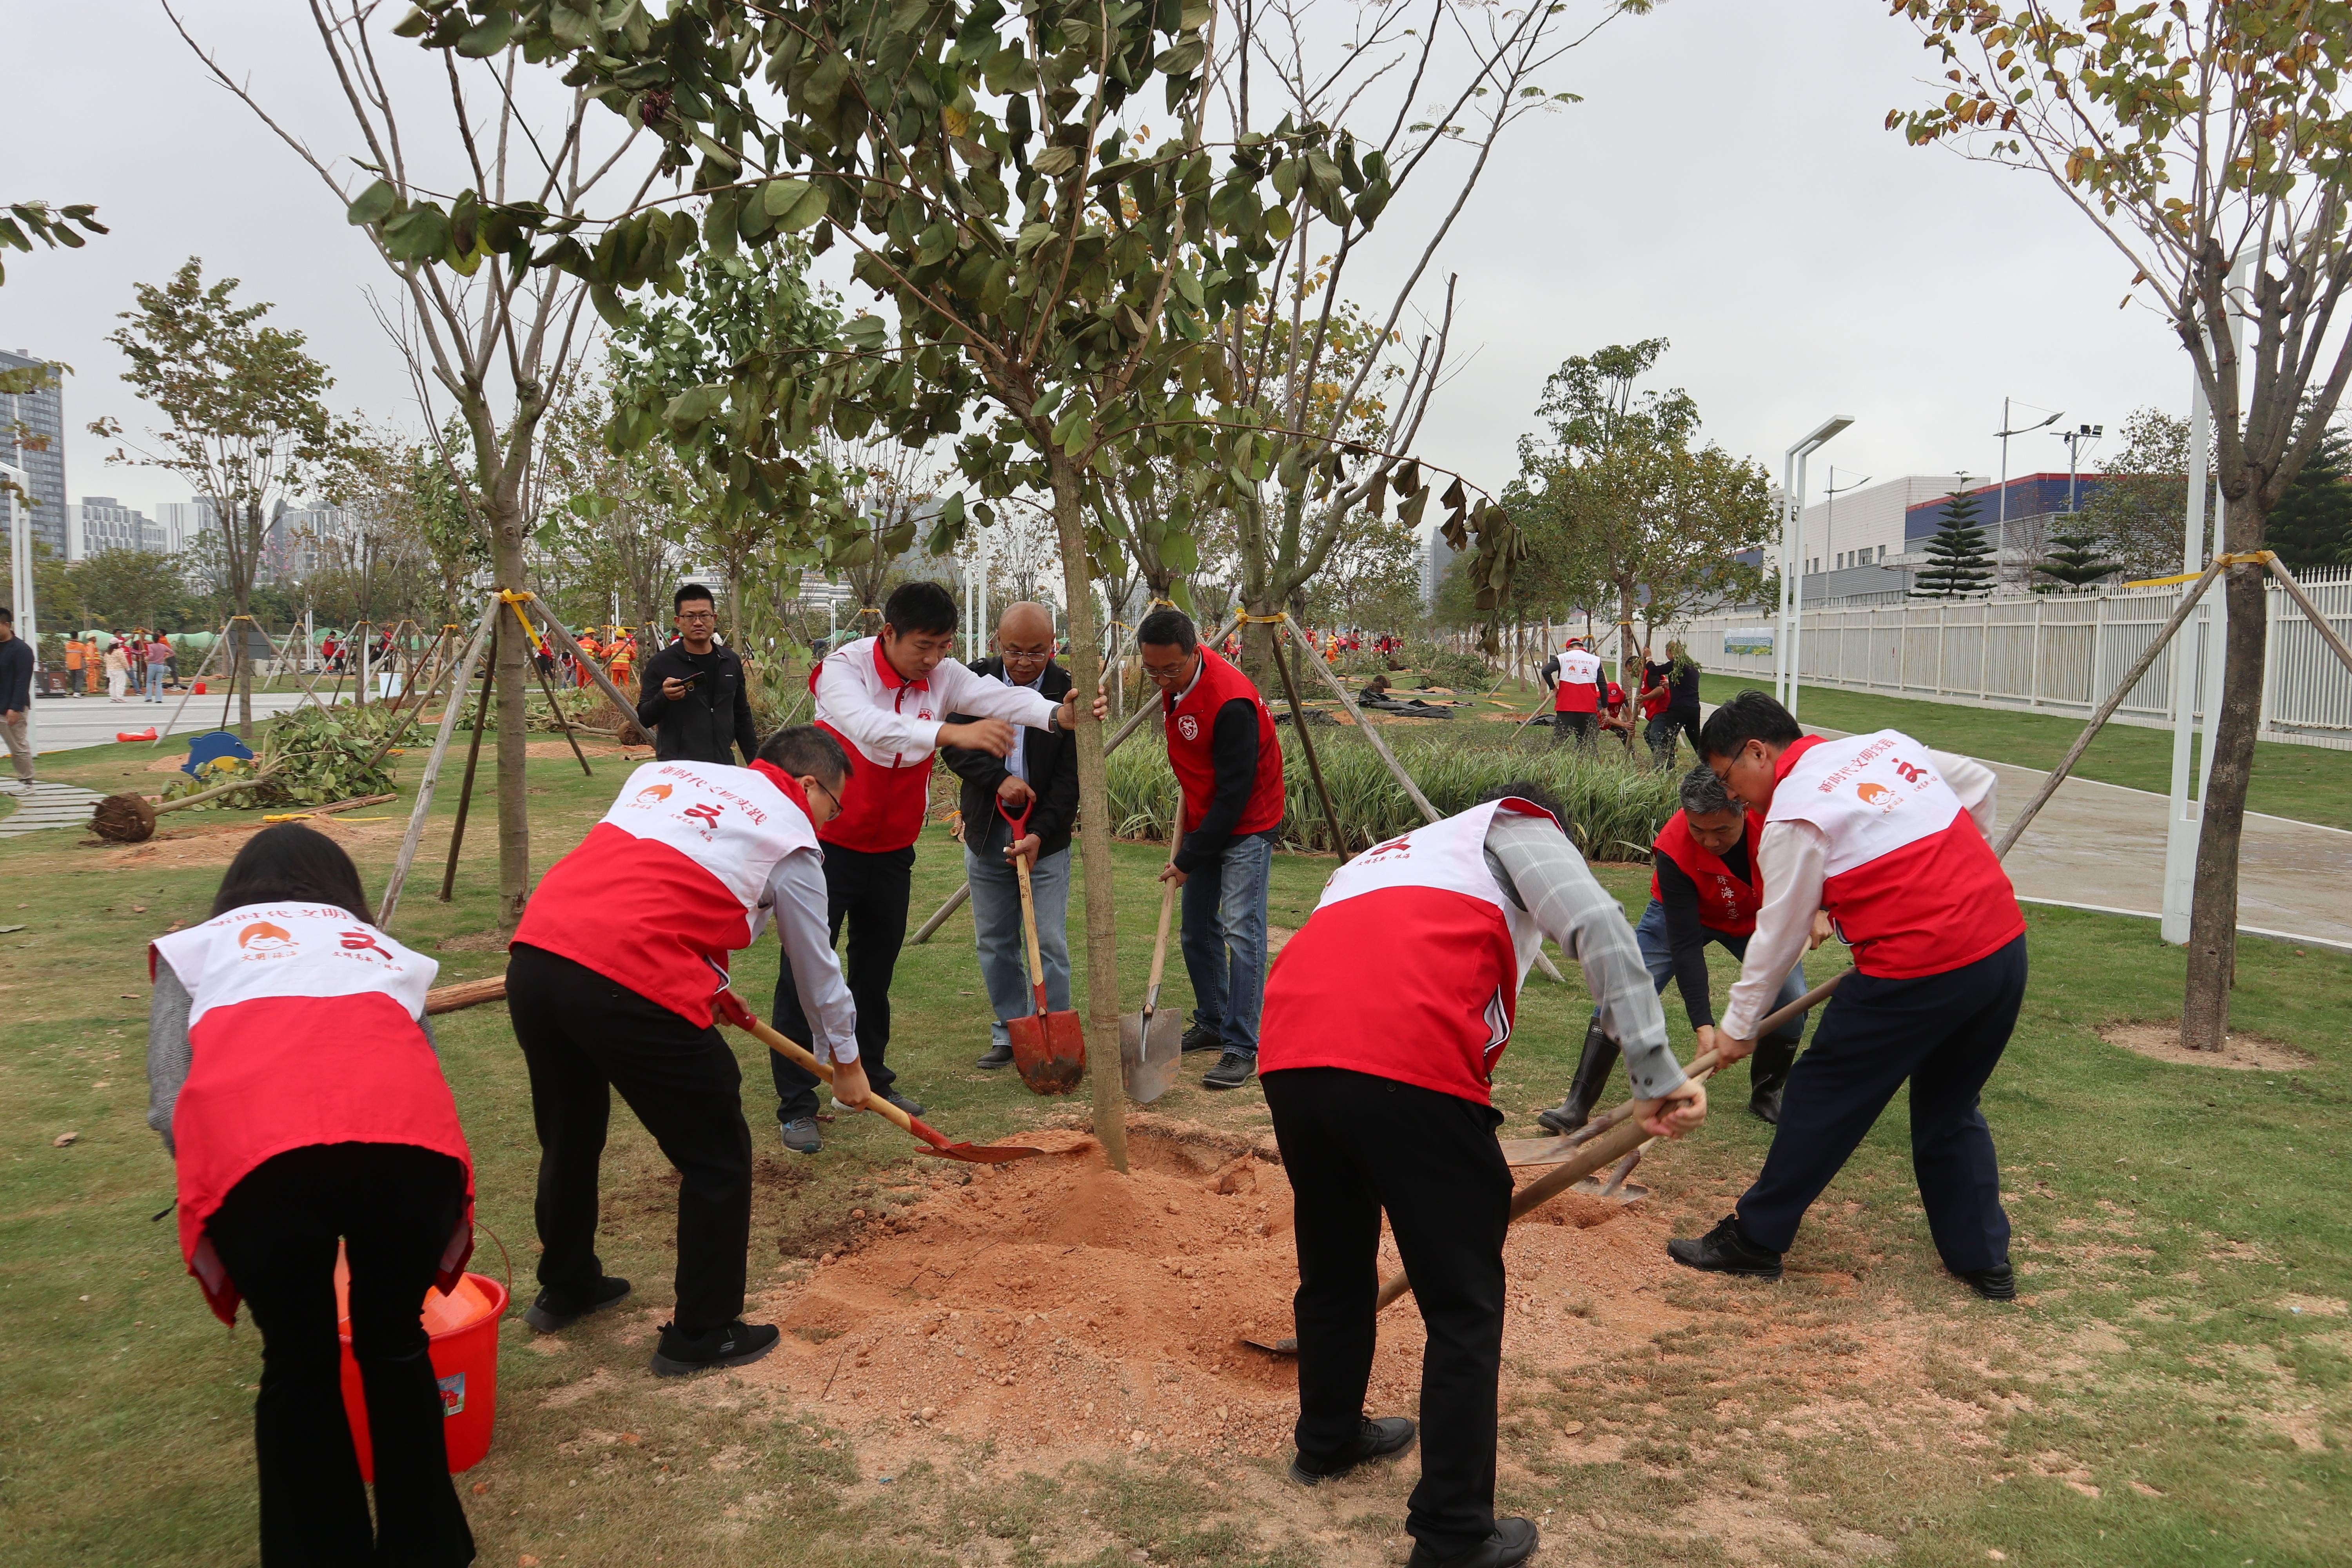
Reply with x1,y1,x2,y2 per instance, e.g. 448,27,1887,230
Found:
1541,637,1604,749
771,581,1098,1152
1673,690,2025,1300
146,824,476,1564
1136,607,1286,1092
1258,785,1705,1568
508,726,871,1375
1539,765,1828,1136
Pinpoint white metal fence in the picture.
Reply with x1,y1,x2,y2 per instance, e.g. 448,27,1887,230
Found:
1662,565,2352,751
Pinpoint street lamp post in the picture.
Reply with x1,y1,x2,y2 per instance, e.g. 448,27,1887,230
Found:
1823,466,1871,579
1995,397,2065,583
1777,416,1855,720
2057,422,2103,512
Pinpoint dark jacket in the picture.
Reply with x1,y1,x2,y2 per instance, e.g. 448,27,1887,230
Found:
941,657,1078,860
634,641,759,765
0,634,31,712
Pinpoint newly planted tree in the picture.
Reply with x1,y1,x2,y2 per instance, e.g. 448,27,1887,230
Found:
1891,0,2352,1045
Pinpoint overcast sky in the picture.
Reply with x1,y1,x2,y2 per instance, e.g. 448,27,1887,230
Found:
4,0,2188,525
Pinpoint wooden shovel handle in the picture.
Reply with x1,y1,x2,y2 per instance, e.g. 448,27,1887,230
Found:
713,991,941,1148
1013,850,1047,998
1144,878,1176,1005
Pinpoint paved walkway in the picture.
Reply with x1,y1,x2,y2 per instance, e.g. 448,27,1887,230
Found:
0,781,107,840
25,689,349,755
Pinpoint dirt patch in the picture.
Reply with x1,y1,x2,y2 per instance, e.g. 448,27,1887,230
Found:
525,740,650,761
437,928,515,953
734,1118,1671,1472
2096,1021,2316,1073
93,814,403,871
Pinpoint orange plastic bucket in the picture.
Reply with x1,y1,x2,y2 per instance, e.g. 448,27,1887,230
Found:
334,1261,508,1478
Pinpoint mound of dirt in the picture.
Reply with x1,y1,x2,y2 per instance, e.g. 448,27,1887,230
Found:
738,1120,1666,1466
2096,1021,2315,1073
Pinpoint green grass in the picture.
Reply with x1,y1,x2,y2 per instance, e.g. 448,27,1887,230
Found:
3,730,2347,1565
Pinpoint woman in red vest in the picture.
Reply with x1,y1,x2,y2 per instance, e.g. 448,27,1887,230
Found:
1672,691,2026,1299
1538,765,1826,1135
147,824,475,1566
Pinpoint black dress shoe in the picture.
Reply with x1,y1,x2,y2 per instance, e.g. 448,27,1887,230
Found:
1666,1214,1784,1281
1406,1517,1539,1568
976,1040,1014,1069
1180,1023,1224,1055
524,1275,632,1333
1288,1416,1416,1485
649,1319,781,1377
881,1089,926,1118
1955,1262,2016,1301
1748,1080,1785,1124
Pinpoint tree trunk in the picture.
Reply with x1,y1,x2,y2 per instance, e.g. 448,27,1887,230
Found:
236,502,258,739
1047,447,1129,1175
2180,533,2269,1050
489,496,534,927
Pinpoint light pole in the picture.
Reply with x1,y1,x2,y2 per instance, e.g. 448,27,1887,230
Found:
1822,466,1871,578
2056,422,2103,512
2,459,35,758
1777,416,1855,719
1995,398,2064,580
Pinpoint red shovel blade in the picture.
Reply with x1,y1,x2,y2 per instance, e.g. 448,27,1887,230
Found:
903,1112,1046,1165
1008,1005,1085,1096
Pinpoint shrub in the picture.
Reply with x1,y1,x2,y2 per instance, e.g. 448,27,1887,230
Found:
161,704,399,809
1417,650,1491,691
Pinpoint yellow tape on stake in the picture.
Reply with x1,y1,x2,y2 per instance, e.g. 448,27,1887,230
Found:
2125,550,2273,589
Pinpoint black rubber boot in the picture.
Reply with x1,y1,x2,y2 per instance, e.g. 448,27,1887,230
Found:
1748,1029,1798,1124
1536,1021,1619,1134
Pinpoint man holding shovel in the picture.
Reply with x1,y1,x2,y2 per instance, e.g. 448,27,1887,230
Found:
507,726,871,1376
1259,784,1706,1568
1670,690,2025,1300
940,602,1081,1071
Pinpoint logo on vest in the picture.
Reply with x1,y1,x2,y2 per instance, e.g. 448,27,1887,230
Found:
682,801,725,837
237,922,296,958
338,928,395,964
1176,714,1200,741
629,784,674,807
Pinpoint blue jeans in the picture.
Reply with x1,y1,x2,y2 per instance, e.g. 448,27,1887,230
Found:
1180,830,1274,1057
967,843,1072,1050
145,664,165,701
1590,898,1808,1041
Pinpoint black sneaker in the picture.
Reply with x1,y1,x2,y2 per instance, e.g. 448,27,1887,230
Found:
1288,1416,1416,1485
976,1040,1014,1070
781,1116,822,1154
1665,1214,1784,1281
1179,1023,1223,1055
1202,1051,1256,1091
881,1089,925,1118
1406,1517,1539,1568
1955,1263,2017,1301
649,1319,781,1377
523,1274,632,1333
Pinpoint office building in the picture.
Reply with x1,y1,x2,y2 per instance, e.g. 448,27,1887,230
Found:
1,348,69,557
74,496,166,557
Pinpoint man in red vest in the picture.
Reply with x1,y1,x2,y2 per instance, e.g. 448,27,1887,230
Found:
771,581,1097,1151
1260,786,1706,1568
1538,764,1824,1134
1543,637,1604,748
508,726,872,1376
1136,608,1286,1092
1671,691,2026,1299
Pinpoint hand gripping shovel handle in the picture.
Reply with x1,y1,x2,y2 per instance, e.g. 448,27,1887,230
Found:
713,989,953,1153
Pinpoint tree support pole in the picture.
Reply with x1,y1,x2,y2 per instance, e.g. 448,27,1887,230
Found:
2260,552,2352,677
377,602,497,928
147,623,230,746
439,617,501,904
1269,619,1348,855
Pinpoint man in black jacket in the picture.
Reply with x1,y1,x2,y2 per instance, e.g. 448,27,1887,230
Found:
635,584,759,765
940,602,1080,1069
0,606,34,790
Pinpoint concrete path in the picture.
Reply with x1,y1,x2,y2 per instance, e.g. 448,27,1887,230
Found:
24,689,350,755
0,781,108,840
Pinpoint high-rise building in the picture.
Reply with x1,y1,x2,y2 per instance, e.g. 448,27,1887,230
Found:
1420,529,1460,609
1,349,69,557
74,496,166,557
155,497,218,555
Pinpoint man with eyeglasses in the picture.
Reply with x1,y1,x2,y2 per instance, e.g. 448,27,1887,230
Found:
636,583,758,765
941,601,1082,1069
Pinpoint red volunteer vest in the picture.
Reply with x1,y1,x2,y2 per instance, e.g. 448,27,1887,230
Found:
1552,650,1602,713
1768,731,2024,979
1260,799,1549,1105
150,905,472,1325
1649,808,1768,937
1163,646,1285,838
816,639,943,854
514,759,820,1026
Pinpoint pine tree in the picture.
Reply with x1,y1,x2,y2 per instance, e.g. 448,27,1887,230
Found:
1910,486,1996,598
2267,419,2352,569
2035,523,2121,589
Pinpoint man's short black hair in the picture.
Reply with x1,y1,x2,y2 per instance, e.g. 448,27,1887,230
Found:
1697,689,1802,763
759,724,852,787
1679,762,1740,818
674,583,715,612
1481,781,1566,834
882,580,957,637
1136,608,1197,652
0,606,12,623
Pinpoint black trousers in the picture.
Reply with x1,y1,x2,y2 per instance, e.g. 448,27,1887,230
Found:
204,1142,474,1568
1645,710,1702,770
1550,711,1595,748
1736,935,2027,1272
1263,1068,1509,1557
507,944,753,1333
770,842,912,1122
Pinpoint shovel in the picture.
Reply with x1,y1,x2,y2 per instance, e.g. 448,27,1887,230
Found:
1119,841,1183,1104
713,991,1045,1164
1002,800,1086,1096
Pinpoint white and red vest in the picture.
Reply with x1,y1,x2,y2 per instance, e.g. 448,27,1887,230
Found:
811,638,943,853
1768,730,2024,978
514,759,819,1025
1650,808,1768,937
1260,799,1550,1105
150,904,472,1325
1163,646,1286,838
1553,649,1602,713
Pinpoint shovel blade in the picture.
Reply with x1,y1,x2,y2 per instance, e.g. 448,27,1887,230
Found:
920,1140,1049,1165
1118,1007,1183,1104
1009,1009,1085,1096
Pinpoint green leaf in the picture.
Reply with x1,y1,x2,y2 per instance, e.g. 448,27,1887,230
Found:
455,8,517,57
346,180,400,227
381,202,451,262
1031,145,1079,178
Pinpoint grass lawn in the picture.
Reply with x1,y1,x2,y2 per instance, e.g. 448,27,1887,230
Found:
3,734,2347,1566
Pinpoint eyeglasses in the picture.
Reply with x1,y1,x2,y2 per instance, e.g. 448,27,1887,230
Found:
677,610,717,622
805,777,840,818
